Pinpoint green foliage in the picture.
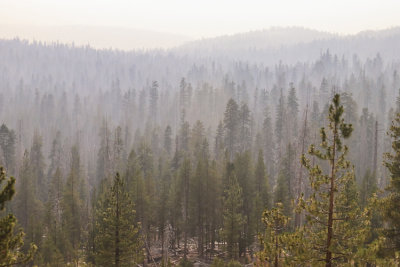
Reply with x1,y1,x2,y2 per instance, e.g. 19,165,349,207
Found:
95,173,143,266
382,112,400,254
254,150,271,233
0,124,16,175
223,99,239,159
222,171,243,259
177,258,193,267
0,166,37,266
292,94,371,265
258,203,290,267
61,145,84,264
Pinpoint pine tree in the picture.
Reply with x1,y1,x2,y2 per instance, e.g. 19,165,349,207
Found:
149,80,159,122
238,103,252,153
164,125,172,156
14,151,43,258
97,119,112,183
223,99,239,160
382,112,400,254
258,203,290,267
262,106,275,181
254,150,271,234
42,167,65,266
275,90,286,157
274,145,294,217
222,172,243,260
287,84,299,138
0,124,16,175
360,169,377,208
61,145,83,264
0,165,37,266
234,151,254,256
30,133,46,202
95,173,142,266
180,157,191,260
294,94,370,266
214,121,225,160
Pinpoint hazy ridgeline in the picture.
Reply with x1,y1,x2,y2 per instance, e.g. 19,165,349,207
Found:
1,27,400,266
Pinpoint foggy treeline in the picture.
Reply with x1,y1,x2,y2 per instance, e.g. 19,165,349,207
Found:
1,27,400,266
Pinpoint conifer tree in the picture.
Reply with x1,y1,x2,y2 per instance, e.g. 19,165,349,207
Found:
259,203,290,267
275,90,286,159
214,121,225,160
222,172,243,260
30,133,46,202
164,125,172,156
223,99,239,160
61,145,83,264
0,124,16,175
179,157,191,260
95,173,142,267
234,152,254,256
287,84,299,138
254,150,270,234
149,80,159,122
0,166,37,266
14,151,43,258
294,94,370,266
360,169,377,208
382,112,400,254
42,167,65,266
238,103,251,153
262,106,275,180
97,119,112,183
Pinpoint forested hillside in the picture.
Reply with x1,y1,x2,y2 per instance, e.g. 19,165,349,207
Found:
1,27,400,266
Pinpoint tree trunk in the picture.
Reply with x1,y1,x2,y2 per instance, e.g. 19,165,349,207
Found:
115,182,120,267
326,123,337,267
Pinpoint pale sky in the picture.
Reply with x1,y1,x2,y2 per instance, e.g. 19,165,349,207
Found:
1,0,400,48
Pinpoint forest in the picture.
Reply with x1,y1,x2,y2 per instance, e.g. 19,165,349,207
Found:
1,27,400,266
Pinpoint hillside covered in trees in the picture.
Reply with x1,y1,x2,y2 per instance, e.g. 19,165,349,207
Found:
1,27,400,266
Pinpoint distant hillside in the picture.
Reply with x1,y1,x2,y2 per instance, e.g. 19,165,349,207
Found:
0,24,192,50
180,27,336,50
176,26,400,64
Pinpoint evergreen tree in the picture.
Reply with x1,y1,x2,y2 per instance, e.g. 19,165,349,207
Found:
30,133,46,202
97,119,112,183
14,151,43,258
164,125,172,156
382,112,400,254
275,90,286,157
237,103,252,153
222,172,243,260
61,145,83,264
274,144,294,217
294,94,370,266
149,80,159,122
223,99,239,160
180,157,191,260
287,84,299,138
258,203,290,267
214,121,225,160
254,150,270,234
0,124,16,175
262,106,275,181
113,126,125,173
95,173,142,267
0,166,37,266
234,152,254,256
360,169,377,208
42,167,65,266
